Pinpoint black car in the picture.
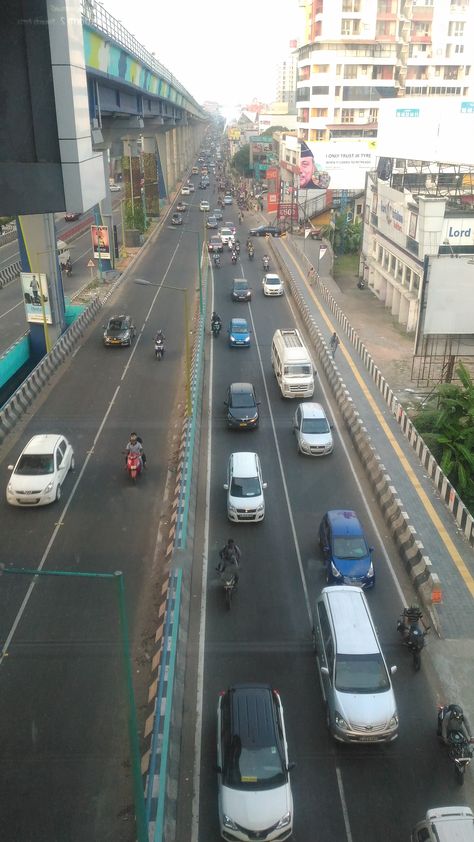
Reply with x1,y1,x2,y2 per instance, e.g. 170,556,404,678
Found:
225,382,259,429
103,314,136,347
208,235,223,253
171,213,183,225
231,278,252,302
249,225,286,237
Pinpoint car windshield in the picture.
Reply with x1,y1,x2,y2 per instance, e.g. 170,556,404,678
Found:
335,653,390,693
232,324,248,335
284,364,311,377
266,278,280,285
224,739,286,790
230,476,261,497
333,535,367,559
234,282,247,290
107,320,125,331
16,454,54,475
231,393,255,408
302,418,329,434
221,229,232,237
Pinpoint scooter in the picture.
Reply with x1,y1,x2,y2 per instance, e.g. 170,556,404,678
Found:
248,248,254,261
231,253,238,265
397,607,429,671
125,452,142,482
437,706,473,785
154,338,165,359
211,320,221,338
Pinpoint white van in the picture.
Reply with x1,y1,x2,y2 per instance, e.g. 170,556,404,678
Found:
412,807,474,842
271,329,315,398
313,586,399,743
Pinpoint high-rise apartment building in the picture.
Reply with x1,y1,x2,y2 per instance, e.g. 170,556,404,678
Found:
296,0,474,142
276,53,298,111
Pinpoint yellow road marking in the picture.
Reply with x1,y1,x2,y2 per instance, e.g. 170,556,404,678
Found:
283,242,474,597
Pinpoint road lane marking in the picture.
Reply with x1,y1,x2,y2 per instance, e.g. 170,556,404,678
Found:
0,299,22,320
282,241,474,597
336,767,353,842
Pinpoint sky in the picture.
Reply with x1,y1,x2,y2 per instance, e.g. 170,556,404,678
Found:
101,0,302,110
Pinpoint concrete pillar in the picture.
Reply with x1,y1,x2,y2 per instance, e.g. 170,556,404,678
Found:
142,136,160,218
122,139,143,244
17,213,66,359
155,132,169,201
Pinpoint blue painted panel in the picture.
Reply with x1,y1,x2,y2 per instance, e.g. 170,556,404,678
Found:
0,336,30,389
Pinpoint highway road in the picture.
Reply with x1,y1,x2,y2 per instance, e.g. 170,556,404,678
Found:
0,203,123,357
0,189,205,841
176,218,471,841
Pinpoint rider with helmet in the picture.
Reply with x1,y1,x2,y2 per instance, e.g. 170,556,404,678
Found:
217,538,241,584
439,704,471,745
125,432,146,468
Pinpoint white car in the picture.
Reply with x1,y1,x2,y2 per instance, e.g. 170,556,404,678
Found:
224,452,266,522
109,184,121,192
6,434,75,506
181,186,190,195
262,273,284,296
188,183,195,192
293,402,333,455
223,194,233,205
217,684,294,841
199,200,210,211
219,227,234,246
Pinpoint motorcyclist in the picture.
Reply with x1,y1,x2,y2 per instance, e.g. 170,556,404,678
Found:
246,238,252,251
65,258,72,276
231,249,238,263
155,329,165,343
439,704,472,745
263,254,270,269
397,605,427,640
211,311,222,330
213,252,220,266
125,432,146,468
217,538,241,584
234,239,240,253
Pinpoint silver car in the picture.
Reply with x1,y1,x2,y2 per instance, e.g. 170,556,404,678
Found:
293,402,333,455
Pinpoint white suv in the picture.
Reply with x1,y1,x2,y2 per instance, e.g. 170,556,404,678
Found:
224,452,266,522
262,273,283,296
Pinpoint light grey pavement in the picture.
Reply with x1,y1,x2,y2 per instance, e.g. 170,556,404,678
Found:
247,213,474,749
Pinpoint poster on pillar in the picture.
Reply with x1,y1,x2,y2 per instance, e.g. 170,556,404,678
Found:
91,225,111,260
21,273,52,324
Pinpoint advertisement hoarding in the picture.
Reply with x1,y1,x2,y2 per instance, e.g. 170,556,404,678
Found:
300,140,377,192
91,225,111,260
423,256,474,335
21,273,52,324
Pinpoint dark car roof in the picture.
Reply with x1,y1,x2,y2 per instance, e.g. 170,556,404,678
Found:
230,382,254,395
327,509,363,536
228,684,277,748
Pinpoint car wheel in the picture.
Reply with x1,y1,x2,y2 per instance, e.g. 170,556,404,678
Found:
69,455,75,472
325,704,332,732
55,484,61,502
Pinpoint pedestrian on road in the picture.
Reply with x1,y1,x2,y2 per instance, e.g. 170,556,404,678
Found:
308,265,315,285
329,332,340,357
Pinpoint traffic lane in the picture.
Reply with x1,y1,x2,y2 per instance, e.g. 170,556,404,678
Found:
246,295,463,835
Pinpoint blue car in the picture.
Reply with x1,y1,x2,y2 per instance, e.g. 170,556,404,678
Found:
228,317,250,348
319,510,375,588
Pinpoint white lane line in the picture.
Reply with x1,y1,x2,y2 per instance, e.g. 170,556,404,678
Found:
191,268,214,842
0,299,22,319
0,241,182,666
247,302,313,624
336,767,353,842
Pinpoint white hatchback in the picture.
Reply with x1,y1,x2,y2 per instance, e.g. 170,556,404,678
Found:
262,273,284,296
224,452,266,522
199,200,210,211
6,434,75,506
293,402,333,455
219,227,234,245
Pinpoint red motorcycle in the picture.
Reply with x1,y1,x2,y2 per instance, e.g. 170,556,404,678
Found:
126,451,142,482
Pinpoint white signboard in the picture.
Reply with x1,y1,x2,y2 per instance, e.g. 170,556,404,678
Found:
303,140,377,191
21,273,52,324
442,219,474,246
376,98,474,166
423,257,474,335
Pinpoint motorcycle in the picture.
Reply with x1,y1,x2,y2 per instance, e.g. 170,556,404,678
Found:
437,706,473,785
61,260,72,277
231,253,238,265
263,257,270,271
154,337,165,359
357,279,365,289
248,248,254,261
125,451,142,482
397,607,429,671
212,254,221,269
220,568,237,610
234,241,240,254
211,320,221,338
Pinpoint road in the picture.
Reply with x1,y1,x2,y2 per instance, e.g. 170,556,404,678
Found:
177,215,472,841
0,203,123,357
0,190,205,841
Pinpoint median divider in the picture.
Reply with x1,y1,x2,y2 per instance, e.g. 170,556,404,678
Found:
270,238,442,633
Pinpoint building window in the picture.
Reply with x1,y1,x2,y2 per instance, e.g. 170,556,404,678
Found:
369,108,378,121
341,19,361,35
390,254,397,276
343,0,361,10
341,109,355,123
412,273,420,291
383,250,390,270
314,65,329,73
378,244,384,263
344,65,358,79
311,86,330,95
397,260,404,284
448,21,465,36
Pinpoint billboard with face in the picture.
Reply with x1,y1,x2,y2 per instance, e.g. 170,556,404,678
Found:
298,140,377,192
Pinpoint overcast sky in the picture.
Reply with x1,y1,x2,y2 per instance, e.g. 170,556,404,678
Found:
103,0,302,110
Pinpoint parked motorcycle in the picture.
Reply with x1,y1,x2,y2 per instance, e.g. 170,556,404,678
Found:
125,451,142,482
154,338,165,359
357,279,365,289
211,320,221,338
437,705,473,785
397,606,429,671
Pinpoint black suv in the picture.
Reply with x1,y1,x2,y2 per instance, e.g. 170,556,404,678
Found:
225,382,260,429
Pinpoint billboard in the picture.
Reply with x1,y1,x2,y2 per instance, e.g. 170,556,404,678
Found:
91,225,111,260
422,256,474,335
376,98,474,166
299,140,377,192
21,273,52,324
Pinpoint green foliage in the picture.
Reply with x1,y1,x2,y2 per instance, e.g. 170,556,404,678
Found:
232,145,251,176
124,200,146,233
259,126,289,136
331,213,362,254
412,362,474,511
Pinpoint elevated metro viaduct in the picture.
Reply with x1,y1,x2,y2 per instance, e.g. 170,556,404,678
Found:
0,0,208,357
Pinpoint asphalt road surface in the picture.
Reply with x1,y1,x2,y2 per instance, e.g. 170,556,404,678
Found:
176,221,472,841
0,191,205,841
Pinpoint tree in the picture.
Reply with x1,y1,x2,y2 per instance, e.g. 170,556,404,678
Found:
412,362,474,511
325,214,362,254
231,145,251,177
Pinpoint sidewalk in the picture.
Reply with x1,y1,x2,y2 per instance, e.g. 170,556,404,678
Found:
246,210,474,738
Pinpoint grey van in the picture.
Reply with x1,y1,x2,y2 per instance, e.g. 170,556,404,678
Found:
313,586,398,743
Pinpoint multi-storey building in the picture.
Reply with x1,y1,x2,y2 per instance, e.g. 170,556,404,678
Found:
276,53,298,111
296,0,474,143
